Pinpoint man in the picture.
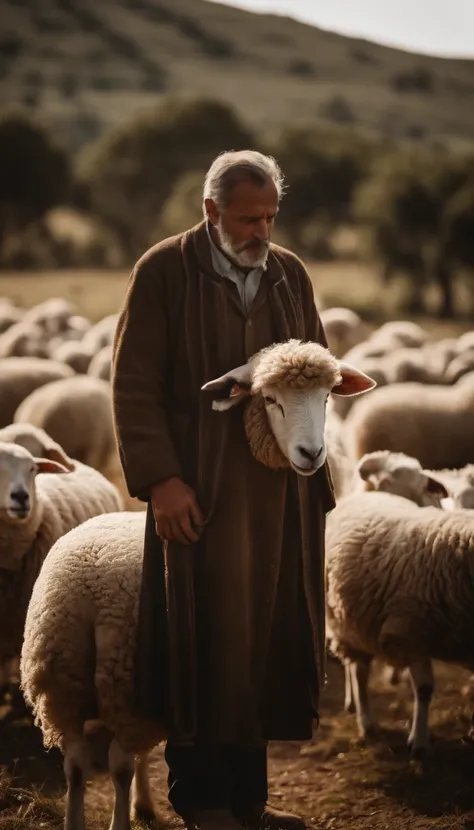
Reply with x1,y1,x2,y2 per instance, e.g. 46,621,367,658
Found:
111,150,336,830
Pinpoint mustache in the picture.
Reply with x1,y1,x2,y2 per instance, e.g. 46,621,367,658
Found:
238,239,270,252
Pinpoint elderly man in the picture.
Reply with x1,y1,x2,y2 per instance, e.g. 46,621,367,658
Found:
111,150,335,830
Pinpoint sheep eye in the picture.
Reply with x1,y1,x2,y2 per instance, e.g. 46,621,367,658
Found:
264,396,276,405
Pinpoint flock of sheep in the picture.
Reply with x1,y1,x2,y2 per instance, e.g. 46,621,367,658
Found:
1,295,474,829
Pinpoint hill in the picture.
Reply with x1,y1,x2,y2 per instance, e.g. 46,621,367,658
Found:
1,0,474,150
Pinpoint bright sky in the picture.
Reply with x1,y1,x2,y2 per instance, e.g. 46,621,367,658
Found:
210,0,474,58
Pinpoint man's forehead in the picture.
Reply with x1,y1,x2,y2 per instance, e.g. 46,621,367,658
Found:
226,178,279,211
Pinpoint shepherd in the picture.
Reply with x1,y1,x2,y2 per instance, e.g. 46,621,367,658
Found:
111,150,336,830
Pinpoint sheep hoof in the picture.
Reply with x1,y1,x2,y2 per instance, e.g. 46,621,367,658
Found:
407,737,428,759
344,701,356,714
131,806,157,827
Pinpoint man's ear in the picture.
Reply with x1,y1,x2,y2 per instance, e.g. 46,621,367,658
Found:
331,362,377,397
201,362,253,411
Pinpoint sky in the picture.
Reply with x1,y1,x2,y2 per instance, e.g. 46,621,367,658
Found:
209,0,474,58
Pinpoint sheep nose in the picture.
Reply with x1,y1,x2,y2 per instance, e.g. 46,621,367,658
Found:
297,445,323,463
11,489,29,509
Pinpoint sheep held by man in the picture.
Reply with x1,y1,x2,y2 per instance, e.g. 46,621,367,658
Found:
20,339,376,830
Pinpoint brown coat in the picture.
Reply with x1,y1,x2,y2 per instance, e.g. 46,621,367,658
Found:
111,220,335,746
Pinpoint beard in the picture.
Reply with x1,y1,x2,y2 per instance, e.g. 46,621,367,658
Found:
216,219,269,269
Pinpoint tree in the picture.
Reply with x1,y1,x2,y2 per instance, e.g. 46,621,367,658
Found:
0,111,71,258
77,96,255,260
353,149,457,316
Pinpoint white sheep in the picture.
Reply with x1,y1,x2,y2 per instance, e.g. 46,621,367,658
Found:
14,375,117,474
346,372,474,469
0,300,23,334
0,357,75,428
20,339,376,830
22,298,76,338
82,313,119,354
50,340,95,374
0,321,50,359
87,343,113,381
319,307,366,358
0,439,122,693
325,488,474,757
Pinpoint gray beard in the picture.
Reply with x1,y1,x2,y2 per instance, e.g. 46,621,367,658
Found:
216,219,269,269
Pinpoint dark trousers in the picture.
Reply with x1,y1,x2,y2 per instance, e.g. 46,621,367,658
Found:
165,742,269,816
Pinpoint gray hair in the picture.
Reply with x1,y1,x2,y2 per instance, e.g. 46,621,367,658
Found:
202,150,285,216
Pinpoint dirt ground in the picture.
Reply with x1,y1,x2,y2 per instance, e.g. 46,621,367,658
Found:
2,659,474,829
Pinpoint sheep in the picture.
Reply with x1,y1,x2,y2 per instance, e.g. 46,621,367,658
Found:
0,321,50,359
369,320,429,349
20,339,377,830
0,422,75,471
346,372,474,469
444,348,474,385
82,313,119,354
22,298,76,338
87,343,113,381
50,340,95,374
325,490,474,756
319,307,366,358
0,440,122,693
13,375,116,474
330,359,389,421
0,357,75,428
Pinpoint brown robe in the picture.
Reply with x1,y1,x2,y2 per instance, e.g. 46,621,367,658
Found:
111,220,335,746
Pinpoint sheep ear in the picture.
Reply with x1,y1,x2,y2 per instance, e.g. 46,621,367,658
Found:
357,452,386,480
44,444,76,471
201,363,253,411
34,457,71,475
331,362,377,397
424,474,449,499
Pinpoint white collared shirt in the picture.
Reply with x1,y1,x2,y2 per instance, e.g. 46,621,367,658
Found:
206,223,265,314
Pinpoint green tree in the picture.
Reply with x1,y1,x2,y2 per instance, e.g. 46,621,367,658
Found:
0,111,71,258
77,96,254,260
268,126,371,251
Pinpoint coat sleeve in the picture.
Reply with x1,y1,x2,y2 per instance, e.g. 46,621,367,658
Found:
111,251,182,501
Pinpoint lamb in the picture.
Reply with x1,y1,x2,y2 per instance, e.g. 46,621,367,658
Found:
319,307,366,358
346,372,474,469
0,357,75,428
0,440,122,692
20,339,376,830
14,375,117,474
325,488,474,756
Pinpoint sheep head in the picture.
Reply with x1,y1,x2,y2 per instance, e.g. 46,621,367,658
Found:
202,339,376,476
0,443,70,521
357,450,449,507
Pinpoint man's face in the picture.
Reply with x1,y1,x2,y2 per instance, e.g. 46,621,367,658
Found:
206,177,279,269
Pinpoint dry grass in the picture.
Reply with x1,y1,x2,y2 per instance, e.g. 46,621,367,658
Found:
2,0,474,148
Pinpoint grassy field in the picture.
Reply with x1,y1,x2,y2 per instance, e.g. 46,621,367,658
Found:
2,0,474,150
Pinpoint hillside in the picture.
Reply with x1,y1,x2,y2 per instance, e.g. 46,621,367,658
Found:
1,0,474,150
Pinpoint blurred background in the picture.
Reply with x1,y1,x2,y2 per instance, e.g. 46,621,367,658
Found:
0,0,474,329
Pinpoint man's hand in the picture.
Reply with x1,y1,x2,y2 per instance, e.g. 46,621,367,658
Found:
150,477,204,545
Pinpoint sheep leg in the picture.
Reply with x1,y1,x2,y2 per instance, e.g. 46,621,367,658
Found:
344,660,355,713
349,656,374,738
407,658,434,758
131,752,157,825
64,740,91,830
108,737,135,830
